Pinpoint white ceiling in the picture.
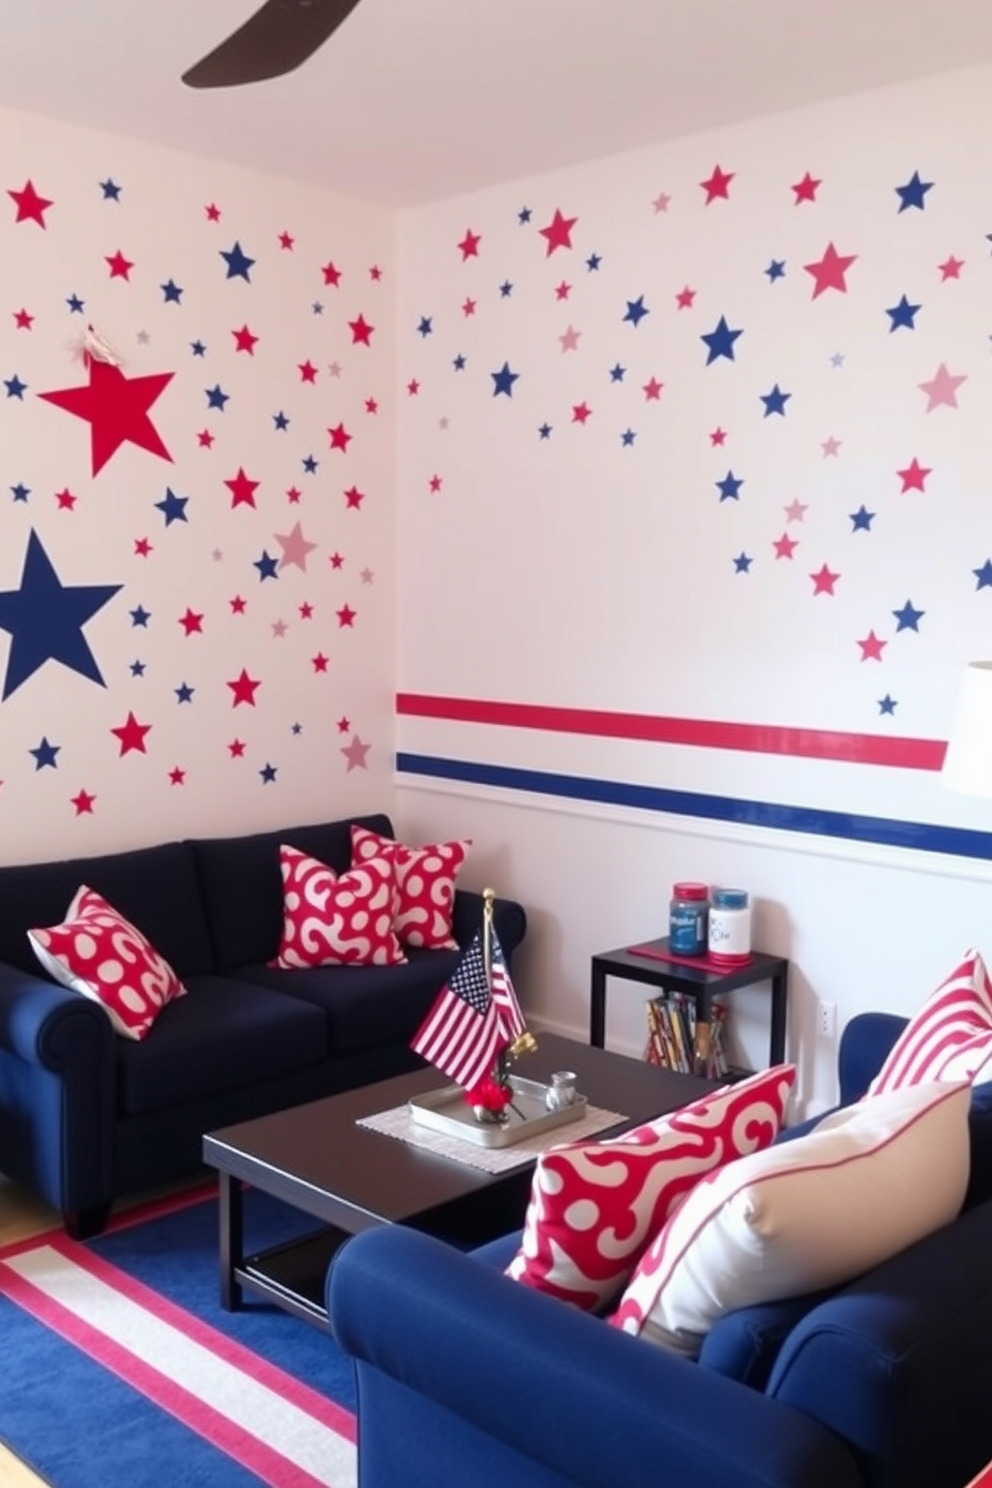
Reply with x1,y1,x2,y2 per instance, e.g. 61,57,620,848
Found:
2,0,992,208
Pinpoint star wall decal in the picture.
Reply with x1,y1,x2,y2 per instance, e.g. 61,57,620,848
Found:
221,241,255,280
804,242,857,299
700,164,734,203
918,362,966,411
341,733,370,771
539,209,578,255
8,179,52,226
701,316,743,364
111,711,152,756
275,521,318,572
895,171,933,212
38,358,174,475
0,530,121,699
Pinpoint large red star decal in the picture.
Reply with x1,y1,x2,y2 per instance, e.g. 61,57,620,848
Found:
232,325,259,354
38,358,174,475
791,172,822,204
111,711,152,756
349,314,374,345
224,467,260,508
328,422,352,452
106,250,134,280
804,242,858,299
9,179,53,226
857,631,887,662
71,789,96,815
322,261,342,287
701,165,734,203
896,458,931,493
227,668,261,706
458,228,481,259
810,564,841,596
539,209,578,256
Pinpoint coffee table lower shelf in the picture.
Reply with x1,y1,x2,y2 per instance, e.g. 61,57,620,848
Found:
237,1227,349,1330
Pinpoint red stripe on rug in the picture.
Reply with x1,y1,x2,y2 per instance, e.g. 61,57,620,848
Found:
395,692,945,771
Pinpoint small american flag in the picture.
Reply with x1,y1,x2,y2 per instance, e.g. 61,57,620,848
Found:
490,928,526,1043
411,930,520,1089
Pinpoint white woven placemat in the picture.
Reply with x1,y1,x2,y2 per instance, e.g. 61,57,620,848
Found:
357,1100,627,1174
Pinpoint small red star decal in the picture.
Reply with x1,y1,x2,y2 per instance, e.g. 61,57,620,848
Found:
111,711,152,756
205,203,221,221
278,230,294,250
571,401,592,424
38,358,173,476
897,458,931,493
675,286,696,309
328,422,352,452
228,739,246,758
810,564,841,596
179,608,203,635
804,241,857,299
773,533,799,559
337,716,351,733
364,396,378,414
229,595,247,614
539,208,578,256
106,250,134,280
71,789,96,815
321,260,342,287
311,652,329,673
938,255,964,280
55,487,76,510
298,359,318,383
197,429,214,448
337,604,356,627
555,281,571,301
642,377,664,401
349,314,374,345
225,467,259,508
791,172,821,203
710,427,727,446
458,228,481,259
227,668,261,706
13,307,34,329
369,264,382,280
8,179,53,226
462,298,477,317
428,474,442,492
168,767,186,786
286,485,302,504
407,379,420,396
857,631,887,661
134,537,152,557
232,324,259,354
329,551,345,568
299,601,314,619
700,165,734,203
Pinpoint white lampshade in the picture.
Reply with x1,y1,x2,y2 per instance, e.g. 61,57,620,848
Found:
943,661,992,797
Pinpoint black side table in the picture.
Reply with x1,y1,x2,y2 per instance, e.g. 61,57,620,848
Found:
590,938,789,1074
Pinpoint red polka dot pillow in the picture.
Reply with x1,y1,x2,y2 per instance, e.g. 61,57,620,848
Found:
28,886,187,1041
505,1063,796,1312
270,844,406,969
350,825,470,951
868,948,992,1094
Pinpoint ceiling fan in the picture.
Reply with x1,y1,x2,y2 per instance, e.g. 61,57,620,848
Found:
182,0,363,88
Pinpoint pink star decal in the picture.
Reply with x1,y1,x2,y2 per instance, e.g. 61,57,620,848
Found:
322,261,342,287
555,281,571,301
179,609,203,635
8,179,53,226
539,208,578,256
572,402,592,424
810,564,840,595
13,308,33,329
784,500,808,523
134,537,152,557
804,242,857,299
328,361,342,378
897,458,931,492
709,427,727,446
205,203,221,221
675,286,696,309
111,711,152,756
821,436,842,457
169,767,186,786
428,474,442,492
106,250,134,280
458,229,481,259
559,325,581,352
857,631,886,662
700,165,734,203
328,422,352,452
55,487,76,510
349,314,374,346
39,358,173,475
651,192,671,213
298,359,318,383
229,596,247,615
337,604,356,628
360,567,374,584
462,298,477,317
311,653,329,673
228,739,246,758
228,669,261,706
71,789,96,815
271,619,288,638
918,363,967,412
278,230,294,250
224,467,259,509
642,377,664,401
341,733,370,771
791,172,821,203
275,520,318,572
773,533,799,559
232,325,259,354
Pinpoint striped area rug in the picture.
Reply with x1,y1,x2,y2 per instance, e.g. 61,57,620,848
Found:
0,1187,356,1488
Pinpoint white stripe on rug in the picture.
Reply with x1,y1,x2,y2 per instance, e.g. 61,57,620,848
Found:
1,1243,356,1488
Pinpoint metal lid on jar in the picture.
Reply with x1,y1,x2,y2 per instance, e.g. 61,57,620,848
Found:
672,881,708,900
711,888,748,908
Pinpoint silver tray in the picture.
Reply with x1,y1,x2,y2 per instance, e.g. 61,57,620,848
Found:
409,1074,588,1148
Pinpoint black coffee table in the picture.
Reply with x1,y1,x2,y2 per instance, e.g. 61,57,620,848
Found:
202,1032,718,1329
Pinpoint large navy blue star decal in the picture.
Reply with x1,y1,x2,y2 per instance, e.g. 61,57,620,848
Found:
0,530,121,700
221,242,255,281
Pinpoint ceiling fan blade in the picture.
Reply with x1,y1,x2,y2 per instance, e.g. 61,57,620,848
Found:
182,0,362,88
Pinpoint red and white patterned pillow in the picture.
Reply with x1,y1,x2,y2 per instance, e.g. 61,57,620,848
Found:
868,948,992,1094
505,1063,796,1312
28,886,187,1041
350,825,470,950
270,844,406,969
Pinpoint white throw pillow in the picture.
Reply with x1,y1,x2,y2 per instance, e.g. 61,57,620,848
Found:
610,1079,970,1357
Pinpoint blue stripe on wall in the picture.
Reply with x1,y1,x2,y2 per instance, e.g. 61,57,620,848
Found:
395,752,992,863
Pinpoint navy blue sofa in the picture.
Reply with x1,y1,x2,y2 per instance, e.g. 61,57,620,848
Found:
328,1013,992,1488
0,813,526,1238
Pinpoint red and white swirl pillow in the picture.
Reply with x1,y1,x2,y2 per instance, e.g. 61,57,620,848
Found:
506,1063,796,1312
350,825,470,951
28,886,187,1041
270,843,406,969
867,947,992,1093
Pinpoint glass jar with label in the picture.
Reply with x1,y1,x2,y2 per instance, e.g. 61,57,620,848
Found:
669,881,709,956
708,888,751,966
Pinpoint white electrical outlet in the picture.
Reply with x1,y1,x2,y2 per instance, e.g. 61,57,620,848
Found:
818,1000,837,1039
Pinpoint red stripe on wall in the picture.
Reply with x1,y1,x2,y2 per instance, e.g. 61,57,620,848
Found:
395,693,947,772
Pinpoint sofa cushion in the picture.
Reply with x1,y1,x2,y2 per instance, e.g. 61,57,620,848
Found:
28,886,187,1040
351,825,470,950
189,814,396,972
270,845,406,968
868,948,992,1094
114,973,328,1115
505,1064,796,1312
610,1079,971,1358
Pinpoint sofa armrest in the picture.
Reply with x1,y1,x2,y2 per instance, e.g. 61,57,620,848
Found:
451,890,527,962
0,959,113,1068
328,1227,861,1488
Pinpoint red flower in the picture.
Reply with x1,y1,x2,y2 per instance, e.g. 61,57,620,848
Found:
464,1075,513,1112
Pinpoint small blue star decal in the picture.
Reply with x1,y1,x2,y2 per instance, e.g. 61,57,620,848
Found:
302,455,319,474
175,682,195,703
30,737,60,770
272,410,290,430
291,722,302,736
760,384,791,416
538,423,552,439
895,172,933,212
66,294,85,313
155,488,188,526
161,279,183,304
260,762,278,783
453,354,466,370
129,604,151,627
765,260,786,282
254,550,279,581
518,206,532,224
892,599,924,631
621,428,636,447
716,471,744,502
734,553,753,573
5,374,27,399
130,659,145,677
609,364,626,382
850,505,875,532
886,295,920,331
416,316,433,337
221,242,255,281
11,483,30,503
878,695,898,715
491,362,519,397
312,301,324,314
499,280,513,297
190,340,207,357
623,295,649,327
586,253,602,271
205,385,229,410
973,559,992,590
99,178,121,200
701,315,743,364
